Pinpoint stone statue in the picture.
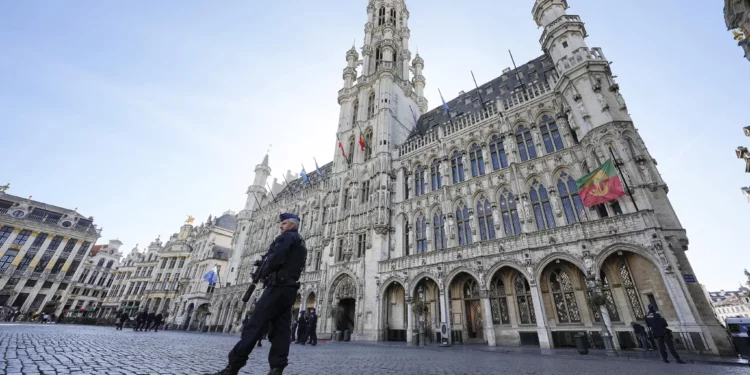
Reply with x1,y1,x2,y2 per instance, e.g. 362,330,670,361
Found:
567,111,579,130
596,91,608,109
576,100,588,118
446,215,456,239
615,91,627,110
638,162,651,184
522,198,532,220
532,130,542,146
550,193,562,216
491,206,501,229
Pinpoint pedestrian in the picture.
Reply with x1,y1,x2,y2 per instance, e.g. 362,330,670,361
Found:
117,311,129,331
295,311,307,344
204,213,307,375
134,310,146,332
151,312,163,332
145,311,155,331
291,315,297,342
305,308,318,346
631,321,651,350
645,304,686,364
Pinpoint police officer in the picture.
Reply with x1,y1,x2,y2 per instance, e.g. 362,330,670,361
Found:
305,308,318,346
645,304,686,364
294,311,307,344
205,213,307,375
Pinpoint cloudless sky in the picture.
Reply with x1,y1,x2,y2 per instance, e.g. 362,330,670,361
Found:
1,1,748,291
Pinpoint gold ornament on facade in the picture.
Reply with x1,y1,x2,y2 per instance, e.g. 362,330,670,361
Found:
733,29,747,41
185,215,195,224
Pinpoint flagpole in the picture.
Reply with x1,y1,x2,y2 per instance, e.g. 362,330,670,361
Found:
438,88,455,127
607,145,639,212
250,191,262,211
470,70,488,114
281,173,295,198
266,182,277,202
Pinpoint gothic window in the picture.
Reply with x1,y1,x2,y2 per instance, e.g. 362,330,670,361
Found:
529,180,556,230
499,189,521,236
351,100,359,126
432,212,447,250
516,125,537,161
356,233,367,258
343,188,350,210
403,219,410,256
347,136,355,164
451,151,465,184
620,261,645,320
375,47,383,71
626,138,638,158
414,165,426,196
378,7,386,26
469,143,485,177
549,269,581,323
456,203,471,245
540,115,564,153
336,238,345,262
557,172,585,225
489,135,508,170
464,279,480,299
364,129,373,160
389,8,396,24
476,196,495,241
587,271,620,322
360,180,370,204
403,172,410,200
430,159,443,190
415,216,427,254
368,92,376,118
490,275,511,324
514,276,536,324
97,259,105,267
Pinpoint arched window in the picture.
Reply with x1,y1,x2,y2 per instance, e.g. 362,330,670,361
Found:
403,172,410,200
529,180,556,230
106,260,113,269
389,8,396,24
626,138,638,158
432,212,447,250
414,165,425,196
549,269,581,323
403,219,410,256
514,276,536,324
499,189,521,236
415,216,427,253
364,129,373,161
469,143,485,177
489,135,508,170
490,275,511,324
451,151,465,184
516,125,536,161
456,203,471,246
540,115,564,153
347,136,355,164
586,271,620,322
378,7,386,26
620,261,645,320
557,172,585,224
97,258,105,267
476,196,495,241
375,47,383,71
430,159,442,190
351,100,359,126
368,92,376,118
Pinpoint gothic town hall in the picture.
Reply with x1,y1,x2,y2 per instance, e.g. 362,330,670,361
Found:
207,0,732,355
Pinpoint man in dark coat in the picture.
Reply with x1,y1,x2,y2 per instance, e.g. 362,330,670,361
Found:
144,311,155,331
305,308,318,346
150,312,163,332
645,304,685,364
205,213,307,375
295,311,307,344
133,310,146,332
631,321,651,350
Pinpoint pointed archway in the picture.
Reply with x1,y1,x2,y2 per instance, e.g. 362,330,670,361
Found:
328,274,357,340
539,259,594,348
448,272,483,343
382,281,406,341
488,266,539,346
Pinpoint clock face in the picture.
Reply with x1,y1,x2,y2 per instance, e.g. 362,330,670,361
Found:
11,210,24,218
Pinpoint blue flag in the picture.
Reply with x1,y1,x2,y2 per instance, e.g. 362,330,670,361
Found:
301,166,309,184
439,88,450,113
314,157,324,179
203,269,219,285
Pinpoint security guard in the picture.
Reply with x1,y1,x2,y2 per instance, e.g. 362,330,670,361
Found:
206,213,307,375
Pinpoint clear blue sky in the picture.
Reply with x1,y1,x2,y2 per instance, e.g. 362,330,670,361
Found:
1,1,748,290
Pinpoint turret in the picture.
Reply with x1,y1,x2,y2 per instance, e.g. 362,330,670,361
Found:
245,154,271,213
411,52,426,112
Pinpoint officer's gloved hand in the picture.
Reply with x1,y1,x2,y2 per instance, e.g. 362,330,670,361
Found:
254,260,263,267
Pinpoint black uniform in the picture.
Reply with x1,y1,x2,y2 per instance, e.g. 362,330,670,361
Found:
305,311,318,346
144,312,155,331
133,311,146,331
151,313,163,332
645,307,685,363
215,225,307,375
295,312,307,344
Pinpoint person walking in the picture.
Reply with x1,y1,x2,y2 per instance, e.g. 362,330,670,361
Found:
150,312,163,332
645,304,686,364
117,311,129,331
631,321,651,351
204,213,307,375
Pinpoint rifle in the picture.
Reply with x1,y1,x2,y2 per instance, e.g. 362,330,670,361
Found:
241,257,267,303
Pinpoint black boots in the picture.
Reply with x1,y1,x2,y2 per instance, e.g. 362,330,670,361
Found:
267,368,283,375
204,365,239,375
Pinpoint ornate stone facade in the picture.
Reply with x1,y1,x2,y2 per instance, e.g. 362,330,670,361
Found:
207,0,732,355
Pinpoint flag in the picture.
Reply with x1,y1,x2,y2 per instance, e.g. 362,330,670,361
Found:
203,266,219,285
439,89,450,113
409,105,423,137
314,157,325,179
300,165,309,184
337,137,347,159
575,159,626,207
359,133,366,151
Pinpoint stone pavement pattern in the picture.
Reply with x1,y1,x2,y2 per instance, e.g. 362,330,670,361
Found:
1,324,749,375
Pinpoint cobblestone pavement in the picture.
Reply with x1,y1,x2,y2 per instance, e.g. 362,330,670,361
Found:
2,323,749,375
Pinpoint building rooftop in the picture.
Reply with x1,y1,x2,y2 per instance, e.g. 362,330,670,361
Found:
276,162,334,200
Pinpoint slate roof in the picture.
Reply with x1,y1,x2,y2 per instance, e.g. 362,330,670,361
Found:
407,54,556,140
214,214,237,231
276,162,334,199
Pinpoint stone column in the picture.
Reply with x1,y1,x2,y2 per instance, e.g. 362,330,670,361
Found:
600,305,621,350
529,282,553,350
440,291,451,344
480,290,496,346
406,296,414,345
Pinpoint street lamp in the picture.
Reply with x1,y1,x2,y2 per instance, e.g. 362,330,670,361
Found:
418,285,426,347
586,273,618,357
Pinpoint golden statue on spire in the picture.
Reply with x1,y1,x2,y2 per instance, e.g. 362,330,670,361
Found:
185,215,195,224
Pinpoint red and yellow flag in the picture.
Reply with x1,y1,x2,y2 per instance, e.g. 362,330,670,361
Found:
359,133,366,151
575,159,625,207
337,137,347,159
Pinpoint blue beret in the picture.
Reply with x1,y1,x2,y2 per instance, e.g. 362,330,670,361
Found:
280,213,299,222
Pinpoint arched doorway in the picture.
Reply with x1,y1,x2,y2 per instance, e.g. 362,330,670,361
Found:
330,274,357,339
449,272,483,343
539,259,592,348
194,303,210,332
306,292,316,312
382,281,406,341
488,266,538,346
183,303,194,330
412,277,440,344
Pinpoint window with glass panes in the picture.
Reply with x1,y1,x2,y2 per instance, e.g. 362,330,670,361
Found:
456,204,472,245
557,172,585,224
451,151,465,183
432,212,447,250
469,144,485,177
12,229,32,245
489,135,508,170
0,249,18,270
430,159,442,190
61,238,77,253
476,197,496,240
539,115,564,153
499,189,521,236
415,216,427,253
30,233,48,248
414,166,425,196
0,226,14,246
516,125,537,161
529,180,556,230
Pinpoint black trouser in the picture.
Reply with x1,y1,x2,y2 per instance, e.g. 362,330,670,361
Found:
227,285,297,370
296,324,306,343
133,320,143,331
291,325,296,341
151,321,162,332
306,325,317,345
656,335,681,361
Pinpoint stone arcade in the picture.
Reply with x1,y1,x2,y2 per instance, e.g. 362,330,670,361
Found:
207,0,732,355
